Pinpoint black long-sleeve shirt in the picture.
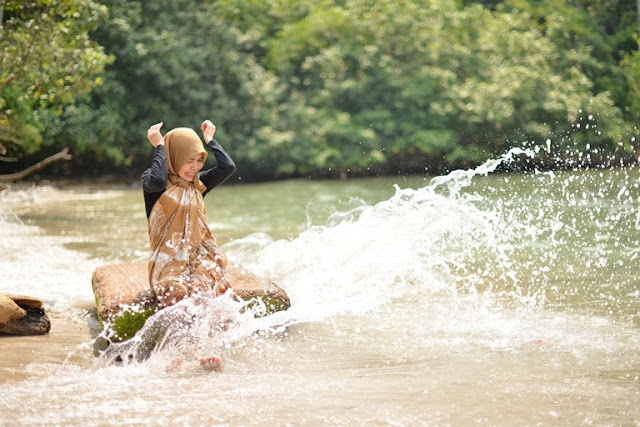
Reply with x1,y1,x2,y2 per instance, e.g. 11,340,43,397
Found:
141,139,236,218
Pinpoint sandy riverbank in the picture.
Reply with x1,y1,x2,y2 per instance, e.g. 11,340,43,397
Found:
0,314,98,384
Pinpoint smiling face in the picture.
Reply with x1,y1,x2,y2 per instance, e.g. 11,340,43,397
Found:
178,153,205,182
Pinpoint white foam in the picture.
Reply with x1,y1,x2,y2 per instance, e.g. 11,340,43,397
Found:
0,187,103,315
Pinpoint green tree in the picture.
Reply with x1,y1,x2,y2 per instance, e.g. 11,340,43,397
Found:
0,0,110,162
5,0,639,180
259,0,634,175
621,45,640,157
55,0,285,176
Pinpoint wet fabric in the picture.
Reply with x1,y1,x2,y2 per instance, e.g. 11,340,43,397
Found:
147,128,229,308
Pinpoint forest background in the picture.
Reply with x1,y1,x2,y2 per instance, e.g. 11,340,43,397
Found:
1,0,639,182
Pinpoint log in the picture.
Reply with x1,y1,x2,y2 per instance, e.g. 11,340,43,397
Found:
92,261,290,342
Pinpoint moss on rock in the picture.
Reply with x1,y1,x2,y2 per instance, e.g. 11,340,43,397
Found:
92,261,290,346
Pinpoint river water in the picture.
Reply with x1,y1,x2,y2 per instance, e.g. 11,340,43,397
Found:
0,150,639,425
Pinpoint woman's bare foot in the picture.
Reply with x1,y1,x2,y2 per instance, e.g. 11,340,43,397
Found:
165,357,184,373
200,356,223,372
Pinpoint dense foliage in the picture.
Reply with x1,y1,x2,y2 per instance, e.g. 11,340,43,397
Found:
1,0,638,180
0,0,110,159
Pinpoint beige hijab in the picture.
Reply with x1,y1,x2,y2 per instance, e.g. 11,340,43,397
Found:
147,128,228,308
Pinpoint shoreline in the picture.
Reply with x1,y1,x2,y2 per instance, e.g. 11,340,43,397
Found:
0,176,141,192
0,314,97,385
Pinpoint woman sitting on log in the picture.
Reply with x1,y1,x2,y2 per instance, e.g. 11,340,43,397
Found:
142,120,236,310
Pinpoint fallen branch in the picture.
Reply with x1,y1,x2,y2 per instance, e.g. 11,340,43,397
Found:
0,147,72,182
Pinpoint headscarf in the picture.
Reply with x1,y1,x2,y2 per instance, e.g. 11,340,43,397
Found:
147,127,228,308
164,127,208,193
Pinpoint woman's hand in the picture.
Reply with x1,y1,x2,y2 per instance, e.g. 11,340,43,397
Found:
214,279,230,297
200,120,216,142
147,122,164,147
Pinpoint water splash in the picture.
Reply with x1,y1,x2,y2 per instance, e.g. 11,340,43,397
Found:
225,145,640,349
96,291,293,365
1,151,639,426
429,147,535,197
0,188,100,314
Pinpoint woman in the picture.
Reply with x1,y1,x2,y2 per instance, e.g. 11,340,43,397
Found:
142,120,236,309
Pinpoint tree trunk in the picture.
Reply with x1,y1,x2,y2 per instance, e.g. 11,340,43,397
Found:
0,147,72,183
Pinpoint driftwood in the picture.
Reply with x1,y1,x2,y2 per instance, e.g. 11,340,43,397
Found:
92,261,290,342
0,147,72,182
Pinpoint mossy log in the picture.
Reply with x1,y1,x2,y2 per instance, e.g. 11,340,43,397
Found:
91,261,290,342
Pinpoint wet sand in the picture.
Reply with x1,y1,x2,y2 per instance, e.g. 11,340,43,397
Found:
0,315,96,384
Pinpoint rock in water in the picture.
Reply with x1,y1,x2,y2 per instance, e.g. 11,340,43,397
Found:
0,293,51,336
92,261,290,343
0,294,26,324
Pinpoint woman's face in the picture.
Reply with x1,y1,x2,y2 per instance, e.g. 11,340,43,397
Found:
178,153,205,181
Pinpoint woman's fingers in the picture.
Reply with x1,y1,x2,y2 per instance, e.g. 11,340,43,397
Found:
201,120,215,131
148,122,163,131
147,122,164,146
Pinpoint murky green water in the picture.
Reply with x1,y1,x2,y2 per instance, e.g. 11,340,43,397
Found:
10,177,429,258
1,159,639,425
